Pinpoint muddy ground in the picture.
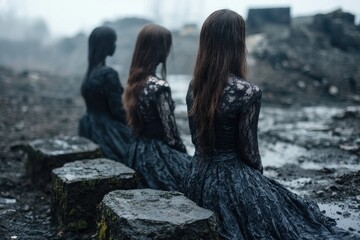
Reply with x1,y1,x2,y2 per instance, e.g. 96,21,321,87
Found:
0,67,360,239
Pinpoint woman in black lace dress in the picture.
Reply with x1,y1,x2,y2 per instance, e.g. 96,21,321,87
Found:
79,26,131,163
183,9,356,240
124,24,190,191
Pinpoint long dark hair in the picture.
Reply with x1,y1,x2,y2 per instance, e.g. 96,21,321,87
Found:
85,26,117,78
124,23,172,135
189,9,247,150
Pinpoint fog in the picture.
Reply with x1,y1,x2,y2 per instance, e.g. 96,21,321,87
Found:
0,0,359,77
1,0,359,37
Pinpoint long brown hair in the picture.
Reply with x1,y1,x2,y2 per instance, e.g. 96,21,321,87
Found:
189,9,247,150
124,24,172,135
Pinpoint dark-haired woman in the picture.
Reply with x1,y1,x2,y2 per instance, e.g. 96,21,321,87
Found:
183,9,356,240
79,26,131,163
124,24,190,191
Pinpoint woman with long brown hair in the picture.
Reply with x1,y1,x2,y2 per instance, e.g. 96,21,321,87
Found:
79,26,131,163
183,9,354,239
124,24,190,191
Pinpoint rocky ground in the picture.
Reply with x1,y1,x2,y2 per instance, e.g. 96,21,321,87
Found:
0,68,86,239
1,65,359,239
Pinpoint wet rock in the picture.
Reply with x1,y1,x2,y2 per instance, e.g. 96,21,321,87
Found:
0,208,16,216
21,136,102,187
51,158,138,232
316,190,325,197
98,189,218,240
328,86,339,96
319,167,336,174
335,178,344,184
325,185,340,191
297,81,306,89
339,144,360,153
343,211,351,218
23,204,30,212
333,108,360,120
14,121,25,131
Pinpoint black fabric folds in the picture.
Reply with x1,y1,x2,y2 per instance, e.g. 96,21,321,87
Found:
127,75,190,191
79,66,131,163
183,75,357,240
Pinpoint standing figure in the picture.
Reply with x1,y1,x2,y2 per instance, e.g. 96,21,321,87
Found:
124,24,190,191
183,9,355,240
79,26,131,163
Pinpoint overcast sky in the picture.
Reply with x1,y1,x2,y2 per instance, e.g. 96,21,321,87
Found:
1,0,359,37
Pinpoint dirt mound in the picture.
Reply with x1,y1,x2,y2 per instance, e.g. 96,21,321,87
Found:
249,9,360,106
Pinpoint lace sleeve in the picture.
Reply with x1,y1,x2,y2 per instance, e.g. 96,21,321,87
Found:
103,70,127,123
156,86,187,153
238,90,263,173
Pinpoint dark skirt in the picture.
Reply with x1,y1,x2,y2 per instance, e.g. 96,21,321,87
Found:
78,113,132,164
126,137,190,191
183,152,357,240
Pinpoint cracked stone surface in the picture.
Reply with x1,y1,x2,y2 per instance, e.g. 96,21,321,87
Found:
98,189,219,240
51,158,138,232
28,136,100,156
23,136,102,186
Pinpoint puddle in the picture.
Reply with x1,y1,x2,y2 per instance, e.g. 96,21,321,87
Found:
260,141,307,167
318,201,360,234
274,177,320,196
300,162,360,171
277,177,313,189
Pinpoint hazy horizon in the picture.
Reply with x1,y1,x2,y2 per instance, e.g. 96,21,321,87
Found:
1,0,359,38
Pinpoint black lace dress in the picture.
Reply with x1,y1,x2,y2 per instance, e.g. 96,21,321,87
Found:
126,76,190,191
183,75,356,240
79,66,131,163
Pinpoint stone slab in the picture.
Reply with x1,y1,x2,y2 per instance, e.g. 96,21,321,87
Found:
23,136,102,186
51,158,138,231
98,189,219,240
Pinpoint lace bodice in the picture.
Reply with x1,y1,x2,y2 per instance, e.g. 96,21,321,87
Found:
137,76,186,153
186,74,263,172
81,66,127,124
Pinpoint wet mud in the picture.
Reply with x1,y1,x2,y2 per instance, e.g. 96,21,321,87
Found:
0,71,359,238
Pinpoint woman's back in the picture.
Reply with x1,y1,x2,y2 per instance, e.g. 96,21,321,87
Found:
137,76,175,139
188,75,260,151
82,66,126,123
185,75,355,239
79,65,130,163
187,75,262,172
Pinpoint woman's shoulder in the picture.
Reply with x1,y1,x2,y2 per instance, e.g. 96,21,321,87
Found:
99,66,118,76
97,67,120,87
146,75,170,92
228,75,261,98
90,66,117,78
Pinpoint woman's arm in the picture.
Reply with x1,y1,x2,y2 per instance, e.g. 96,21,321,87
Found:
103,70,127,123
156,84,187,153
238,90,263,173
